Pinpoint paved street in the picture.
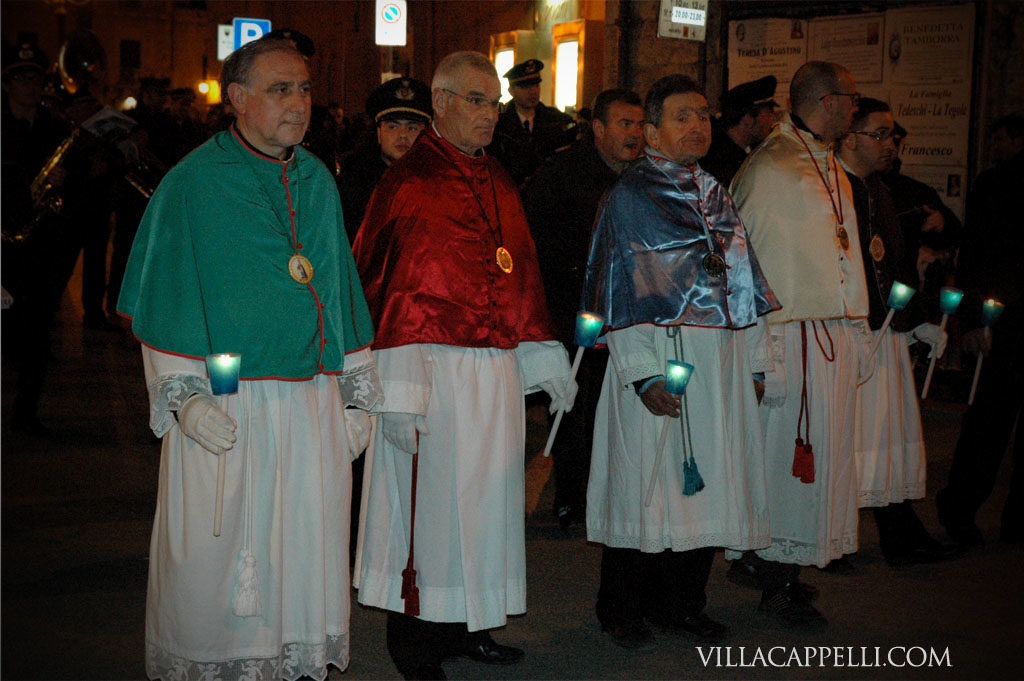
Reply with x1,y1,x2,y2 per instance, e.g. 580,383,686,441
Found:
2,273,1022,680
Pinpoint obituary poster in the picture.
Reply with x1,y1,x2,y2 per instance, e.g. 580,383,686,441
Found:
727,18,807,108
807,13,885,84
886,3,974,220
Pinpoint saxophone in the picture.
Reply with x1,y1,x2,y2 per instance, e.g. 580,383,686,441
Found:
3,128,80,245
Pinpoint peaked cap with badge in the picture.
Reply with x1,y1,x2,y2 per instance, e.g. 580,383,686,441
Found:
720,75,777,113
504,59,544,87
2,42,49,79
366,77,432,125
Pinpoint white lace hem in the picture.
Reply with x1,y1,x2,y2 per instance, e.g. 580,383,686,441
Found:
588,530,771,554
146,634,349,681
754,533,859,568
858,485,926,507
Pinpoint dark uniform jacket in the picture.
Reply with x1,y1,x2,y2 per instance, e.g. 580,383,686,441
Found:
701,120,748,187
488,101,575,188
844,166,924,332
337,139,389,243
523,141,619,343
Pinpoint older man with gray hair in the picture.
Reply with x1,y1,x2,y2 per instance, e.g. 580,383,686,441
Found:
353,51,574,680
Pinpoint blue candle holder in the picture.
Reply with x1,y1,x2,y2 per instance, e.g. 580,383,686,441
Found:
886,281,916,310
938,287,964,316
206,353,241,395
664,360,694,395
981,299,1005,327
574,312,605,348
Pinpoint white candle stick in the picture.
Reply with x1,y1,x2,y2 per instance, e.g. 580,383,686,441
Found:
866,308,896,360
214,394,228,537
967,328,990,406
919,314,950,400
645,418,673,508
542,345,585,458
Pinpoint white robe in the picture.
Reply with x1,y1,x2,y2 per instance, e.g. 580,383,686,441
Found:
855,328,927,506
142,346,376,681
357,341,568,632
586,322,771,553
755,320,861,567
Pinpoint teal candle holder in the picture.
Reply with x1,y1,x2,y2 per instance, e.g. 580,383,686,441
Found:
664,360,694,395
574,312,605,348
938,287,964,316
981,299,1004,327
206,353,241,395
886,281,916,310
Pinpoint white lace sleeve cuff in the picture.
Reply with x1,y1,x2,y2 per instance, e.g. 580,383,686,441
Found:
515,340,570,394
605,326,660,389
141,346,210,438
337,346,384,411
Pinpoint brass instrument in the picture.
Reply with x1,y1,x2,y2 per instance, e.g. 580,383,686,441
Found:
2,128,80,245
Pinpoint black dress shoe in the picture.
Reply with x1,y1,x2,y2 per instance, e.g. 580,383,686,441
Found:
652,612,730,641
457,631,524,665
400,662,447,680
726,558,760,589
601,619,656,650
759,583,827,628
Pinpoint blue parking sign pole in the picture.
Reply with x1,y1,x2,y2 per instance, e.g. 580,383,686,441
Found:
233,18,272,50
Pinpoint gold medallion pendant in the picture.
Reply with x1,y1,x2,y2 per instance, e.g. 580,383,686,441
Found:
496,246,513,274
702,253,726,278
288,254,314,284
869,235,886,262
836,226,851,251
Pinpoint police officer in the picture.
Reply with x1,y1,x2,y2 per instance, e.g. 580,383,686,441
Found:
338,76,432,241
700,75,778,186
487,59,576,188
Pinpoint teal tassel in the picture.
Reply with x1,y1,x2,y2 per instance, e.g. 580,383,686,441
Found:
682,457,706,496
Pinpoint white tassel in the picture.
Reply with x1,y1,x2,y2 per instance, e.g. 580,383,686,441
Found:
232,551,262,618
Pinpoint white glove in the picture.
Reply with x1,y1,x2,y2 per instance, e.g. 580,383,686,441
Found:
178,393,237,455
909,323,948,359
762,370,787,408
540,377,578,414
344,409,373,460
381,411,429,454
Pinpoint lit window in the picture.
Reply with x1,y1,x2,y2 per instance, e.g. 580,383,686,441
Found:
494,48,515,104
554,40,578,112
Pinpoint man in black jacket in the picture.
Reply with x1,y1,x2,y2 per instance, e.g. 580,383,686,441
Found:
700,76,777,187
488,59,576,188
523,88,643,527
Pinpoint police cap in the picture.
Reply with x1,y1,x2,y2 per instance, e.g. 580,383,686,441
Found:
366,77,432,125
504,59,543,87
720,75,778,113
263,28,315,58
2,42,49,79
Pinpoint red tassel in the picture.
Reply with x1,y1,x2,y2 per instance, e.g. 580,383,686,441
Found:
401,566,420,616
800,442,815,484
792,438,808,479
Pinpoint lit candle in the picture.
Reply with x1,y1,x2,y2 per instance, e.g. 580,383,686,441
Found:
574,312,605,348
886,280,916,310
664,360,695,395
542,313,605,458
646,360,696,507
938,287,964,316
206,353,241,395
205,352,240,538
868,281,917,361
969,299,1005,406
921,288,963,400
981,298,1005,327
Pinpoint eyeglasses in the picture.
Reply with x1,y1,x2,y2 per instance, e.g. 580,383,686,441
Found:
820,92,861,106
852,129,894,142
443,89,500,110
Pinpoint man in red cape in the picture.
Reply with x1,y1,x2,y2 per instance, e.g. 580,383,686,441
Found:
352,51,575,681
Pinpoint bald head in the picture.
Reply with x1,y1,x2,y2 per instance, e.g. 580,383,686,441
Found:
790,61,858,141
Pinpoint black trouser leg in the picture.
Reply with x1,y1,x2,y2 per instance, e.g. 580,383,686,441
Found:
386,612,466,674
596,545,644,626
643,546,716,622
874,501,931,554
552,348,608,512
